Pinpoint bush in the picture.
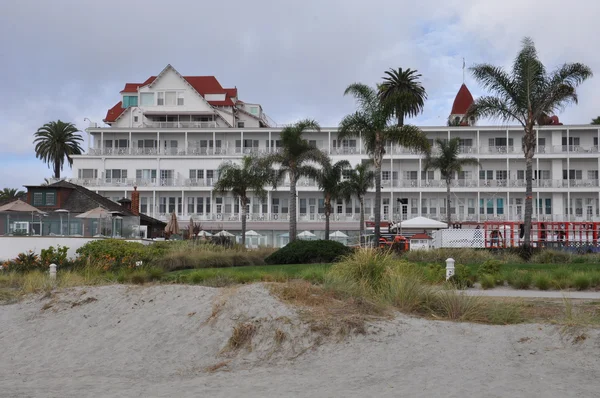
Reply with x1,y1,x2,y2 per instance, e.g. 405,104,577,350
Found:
403,248,493,265
550,267,573,289
477,259,503,277
327,249,398,295
572,273,591,291
422,263,445,284
429,289,485,321
480,274,496,290
76,239,151,270
265,240,352,265
530,250,572,264
40,245,69,268
3,251,43,273
533,273,551,290
448,263,474,289
507,270,532,289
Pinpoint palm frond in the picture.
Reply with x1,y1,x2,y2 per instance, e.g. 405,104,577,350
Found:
384,124,430,154
467,96,525,126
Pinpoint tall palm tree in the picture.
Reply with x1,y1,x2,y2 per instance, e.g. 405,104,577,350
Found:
466,37,592,247
342,162,375,245
0,188,25,201
265,119,328,242
213,155,271,246
313,159,351,240
379,67,427,126
34,120,84,179
424,138,480,226
591,117,600,125
339,84,430,244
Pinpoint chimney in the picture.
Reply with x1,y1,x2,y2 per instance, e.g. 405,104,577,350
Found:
130,186,140,215
117,197,132,211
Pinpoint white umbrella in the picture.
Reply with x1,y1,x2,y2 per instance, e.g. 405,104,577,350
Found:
197,230,213,237
329,230,349,238
399,216,448,229
244,230,262,237
297,230,316,239
215,230,234,237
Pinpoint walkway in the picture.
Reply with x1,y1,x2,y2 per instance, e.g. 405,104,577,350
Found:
466,288,600,300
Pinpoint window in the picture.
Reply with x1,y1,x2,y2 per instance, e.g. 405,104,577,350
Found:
134,116,138,123
165,91,176,106
487,199,494,215
157,92,164,106
177,92,184,106
159,198,167,214
160,170,174,180
140,93,154,106
588,170,599,180
250,106,259,115
562,137,580,146
45,192,55,206
141,197,148,214
517,170,525,180
189,169,204,180
496,170,507,180
421,170,434,180
545,198,552,215
136,169,157,181
497,198,504,215
458,171,472,180
237,122,245,128
177,197,183,215
122,96,138,108
33,192,43,206
382,171,390,180
78,169,98,179
196,197,204,214
458,139,473,147
479,170,494,180
206,170,214,179
403,171,418,180
106,169,127,180
168,197,176,213
563,170,583,180
595,137,599,146
538,138,546,146
536,170,551,180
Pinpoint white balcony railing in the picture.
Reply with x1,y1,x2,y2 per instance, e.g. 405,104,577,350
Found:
143,121,217,128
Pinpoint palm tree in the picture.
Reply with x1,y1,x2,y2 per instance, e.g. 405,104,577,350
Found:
424,138,480,226
342,162,375,245
339,84,430,244
265,119,328,242
466,37,592,247
213,155,272,246
591,117,600,125
0,188,25,201
313,159,351,240
34,120,84,179
379,67,427,126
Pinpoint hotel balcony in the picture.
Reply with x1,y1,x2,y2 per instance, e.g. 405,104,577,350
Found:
142,121,217,128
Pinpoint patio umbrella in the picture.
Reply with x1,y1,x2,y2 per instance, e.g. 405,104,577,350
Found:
75,207,110,219
0,199,42,213
214,230,234,237
164,212,180,235
197,230,213,237
297,230,316,239
329,230,349,238
244,230,262,236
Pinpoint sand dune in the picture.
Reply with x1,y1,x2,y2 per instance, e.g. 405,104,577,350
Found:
1,284,599,397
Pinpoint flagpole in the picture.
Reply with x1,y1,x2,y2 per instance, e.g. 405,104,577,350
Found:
463,57,465,84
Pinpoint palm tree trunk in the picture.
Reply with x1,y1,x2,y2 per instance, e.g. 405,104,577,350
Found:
397,108,404,127
54,162,60,179
324,196,330,240
523,124,535,248
359,197,365,246
289,172,297,242
241,196,247,246
374,156,382,245
446,180,452,227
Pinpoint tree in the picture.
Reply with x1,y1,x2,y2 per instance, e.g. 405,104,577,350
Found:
342,162,375,245
591,117,600,125
265,119,328,242
34,120,84,179
313,158,351,240
379,67,427,126
466,37,592,247
0,188,25,201
213,155,271,246
423,138,480,226
339,84,430,244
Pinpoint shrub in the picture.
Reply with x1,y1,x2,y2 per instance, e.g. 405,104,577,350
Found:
572,273,591,291
327,249,398,295
485,301,523,325
265,240,352,265
507,270,532,289
403,248,493,265
550,267,573,289
76,239,150,270
40,245,69,268
448,263,474,289
4,251,44,273
299,266,328,284
533,273,551,290
480,274,496,290
429,289,485,321
422,263,445,284
478,259,503,277
530,250,572,265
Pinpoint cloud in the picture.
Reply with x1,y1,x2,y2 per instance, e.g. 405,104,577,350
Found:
0,0,599,187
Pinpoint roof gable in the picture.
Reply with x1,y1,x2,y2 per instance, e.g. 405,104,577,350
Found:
451,84,474,115
104,101,128,123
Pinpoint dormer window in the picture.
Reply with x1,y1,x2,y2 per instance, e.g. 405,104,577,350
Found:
140,93,154,106
250,106,259,115
157,91,184,106
122,96,138,108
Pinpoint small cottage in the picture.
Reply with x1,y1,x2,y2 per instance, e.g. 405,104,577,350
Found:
409,233,433,250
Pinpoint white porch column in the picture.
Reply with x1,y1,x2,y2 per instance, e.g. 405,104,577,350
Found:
182,190,185,217
477,191,480,223
213,131,216,155
268,130,272,152
129,131,132,155
476,129,480,155
87,131,91,153
267,191,271,219
152,190,156,218
184,131,188,155
328,131,331,154
100,131,104,155
359,132,362,155
157,132,160,154
240,130,244,155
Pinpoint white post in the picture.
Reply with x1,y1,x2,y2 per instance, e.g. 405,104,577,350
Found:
49,263,57,280
445,258,455,281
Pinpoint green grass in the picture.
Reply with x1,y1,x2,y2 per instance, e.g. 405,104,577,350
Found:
164,263,333,285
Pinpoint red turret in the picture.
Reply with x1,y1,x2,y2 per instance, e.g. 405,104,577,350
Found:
449,84,475,126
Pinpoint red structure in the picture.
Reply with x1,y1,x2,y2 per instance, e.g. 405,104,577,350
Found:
483,221,599,249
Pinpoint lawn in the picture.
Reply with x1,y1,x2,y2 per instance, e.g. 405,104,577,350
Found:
467,262,600,273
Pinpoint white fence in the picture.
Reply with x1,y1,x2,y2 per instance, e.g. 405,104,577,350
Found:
432,229,485,249
0,237,152,261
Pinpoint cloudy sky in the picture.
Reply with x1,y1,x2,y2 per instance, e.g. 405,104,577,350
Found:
0,0,598,189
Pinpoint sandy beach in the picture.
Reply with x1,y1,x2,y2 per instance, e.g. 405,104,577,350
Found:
1,284,599,398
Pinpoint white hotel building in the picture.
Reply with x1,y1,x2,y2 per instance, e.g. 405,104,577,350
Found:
71,65,600,244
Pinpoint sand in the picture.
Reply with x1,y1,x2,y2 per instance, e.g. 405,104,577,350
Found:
1,284,599,398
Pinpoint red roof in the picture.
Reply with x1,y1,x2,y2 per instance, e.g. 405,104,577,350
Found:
104,101,126,123
450,84,474,115
410,233,433,240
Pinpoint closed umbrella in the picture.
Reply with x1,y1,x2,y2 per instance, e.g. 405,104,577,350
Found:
164,212,180,236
